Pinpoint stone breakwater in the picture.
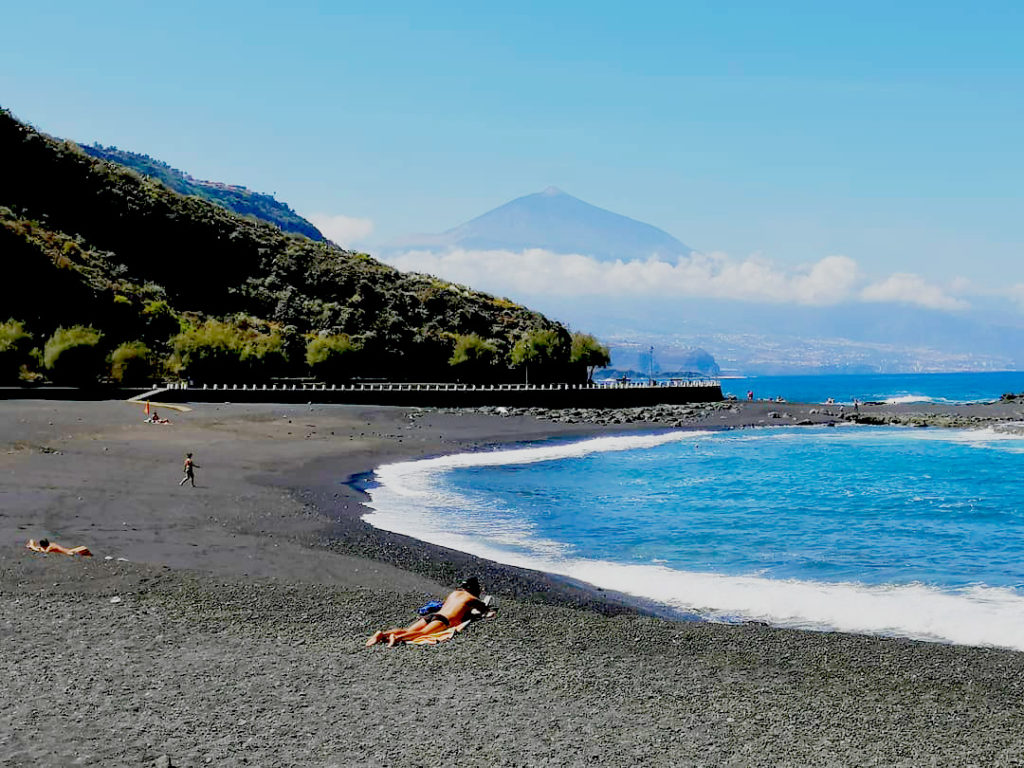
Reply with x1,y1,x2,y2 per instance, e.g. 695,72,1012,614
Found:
453,400,1024,432
453,401,742,427
849,411,1024,430
455,401,846,429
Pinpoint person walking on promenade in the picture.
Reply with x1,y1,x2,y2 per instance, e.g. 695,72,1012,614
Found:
179,452,199,487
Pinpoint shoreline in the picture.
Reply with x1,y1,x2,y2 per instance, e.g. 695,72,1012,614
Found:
324,401,1024,644
4,399,1024,766
283,406,679,618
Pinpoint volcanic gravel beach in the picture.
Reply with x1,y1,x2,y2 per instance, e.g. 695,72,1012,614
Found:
3,398,1024,767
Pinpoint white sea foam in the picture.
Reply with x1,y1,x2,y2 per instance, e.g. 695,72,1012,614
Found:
362,429,1024,651
736,424,1024,451
884,394,934,404
565,561,1024,650
898,426,1024,453
878,393,995,406
375,429,709,481
366,430,711,561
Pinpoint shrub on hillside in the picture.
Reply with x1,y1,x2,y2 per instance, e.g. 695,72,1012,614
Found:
43,325,105,385
140,299,180,342
0,318,33,383
109,341,155,385
241,327,288,379
306,334,359,382
170,318,287,383
169,319,242,382
449,333,500,382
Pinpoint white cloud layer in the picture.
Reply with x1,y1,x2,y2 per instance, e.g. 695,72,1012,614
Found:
385,249,862,305
307,213,374,246
382,247,973,311
860,273,969,311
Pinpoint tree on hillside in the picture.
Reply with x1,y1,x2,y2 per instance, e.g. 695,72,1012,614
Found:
306,333,360,382
140,299,180,343
0,319,33,383
169,317,287,383
407,329,458,382
109,341,155,385
570,332,611,383
449,333,500,382
169,319,244,383
510,328,569,384
43,325,105,385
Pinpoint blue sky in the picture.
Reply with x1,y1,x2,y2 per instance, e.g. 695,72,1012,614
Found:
2,1,1022,296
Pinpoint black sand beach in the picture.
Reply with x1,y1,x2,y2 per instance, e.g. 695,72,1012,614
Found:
3,399,1024,767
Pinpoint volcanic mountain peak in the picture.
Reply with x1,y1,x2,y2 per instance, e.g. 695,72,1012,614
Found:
396,187,692,262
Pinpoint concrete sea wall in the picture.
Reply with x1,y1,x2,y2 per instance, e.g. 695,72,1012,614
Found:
156,381,723,408
0,381,723,408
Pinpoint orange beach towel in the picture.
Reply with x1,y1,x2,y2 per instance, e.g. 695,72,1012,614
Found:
26,539,92,557
405,620,472,646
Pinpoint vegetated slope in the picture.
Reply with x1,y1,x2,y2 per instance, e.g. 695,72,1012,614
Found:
0,108,572,382
79,143,325,242
394,186,692,262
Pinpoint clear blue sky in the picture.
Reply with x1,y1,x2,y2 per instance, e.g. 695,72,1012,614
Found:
2,0,1022,286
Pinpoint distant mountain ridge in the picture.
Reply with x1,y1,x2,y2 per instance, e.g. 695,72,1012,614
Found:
79,144,325,242
395,187,692,261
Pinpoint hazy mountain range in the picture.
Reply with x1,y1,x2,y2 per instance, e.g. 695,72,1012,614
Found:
386,189,1024,374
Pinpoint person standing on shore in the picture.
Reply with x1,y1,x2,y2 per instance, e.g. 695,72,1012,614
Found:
179,452,199,487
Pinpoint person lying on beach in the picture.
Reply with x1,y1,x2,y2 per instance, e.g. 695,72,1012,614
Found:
366,576,494,647
26,538,92,557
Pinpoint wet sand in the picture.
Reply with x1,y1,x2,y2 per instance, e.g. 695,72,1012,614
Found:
3,399,1024,767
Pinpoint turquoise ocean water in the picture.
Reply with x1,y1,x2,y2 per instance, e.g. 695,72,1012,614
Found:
363,374,1024,650
721,370,1024,405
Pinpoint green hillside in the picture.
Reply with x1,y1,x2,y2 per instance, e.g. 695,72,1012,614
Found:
79,143,325,241
0,109,602,386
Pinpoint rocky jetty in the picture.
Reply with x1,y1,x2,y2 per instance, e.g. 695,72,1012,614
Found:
458,399,1024,433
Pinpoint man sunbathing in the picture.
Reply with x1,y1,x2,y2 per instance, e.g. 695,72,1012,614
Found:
366,577,493,647
26,538,92,556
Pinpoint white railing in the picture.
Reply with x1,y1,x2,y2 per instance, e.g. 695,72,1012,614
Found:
174,379,720,392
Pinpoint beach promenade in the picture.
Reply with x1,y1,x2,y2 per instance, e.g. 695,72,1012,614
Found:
3,399,1024,766
0,378,723,409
